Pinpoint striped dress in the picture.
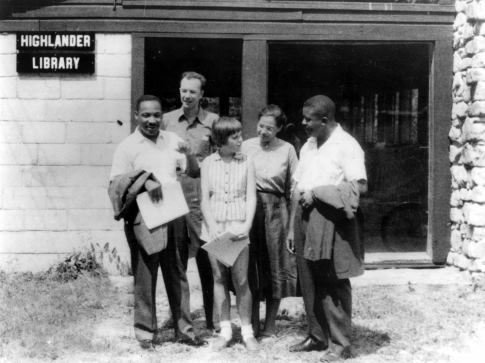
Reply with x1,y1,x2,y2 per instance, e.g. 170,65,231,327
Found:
200,151,249,240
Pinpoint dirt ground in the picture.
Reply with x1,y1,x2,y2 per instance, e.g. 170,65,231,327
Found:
2,266,485,363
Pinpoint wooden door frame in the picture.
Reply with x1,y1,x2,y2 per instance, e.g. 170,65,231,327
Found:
131,25,452,264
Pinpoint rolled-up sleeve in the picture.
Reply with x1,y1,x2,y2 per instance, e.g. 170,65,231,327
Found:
342,146,367,182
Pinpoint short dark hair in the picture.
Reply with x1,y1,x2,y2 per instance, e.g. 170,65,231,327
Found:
212,116,242,147
303,95,335,120
135,94,161,111
181,71,207,90
258,104,287,128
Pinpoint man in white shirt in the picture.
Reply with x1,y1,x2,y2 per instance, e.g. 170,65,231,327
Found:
287,95,367,362
110,95,205,349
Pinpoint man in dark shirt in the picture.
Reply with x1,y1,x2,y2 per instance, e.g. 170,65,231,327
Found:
163,71,219,331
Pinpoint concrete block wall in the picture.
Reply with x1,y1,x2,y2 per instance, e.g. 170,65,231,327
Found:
0,34,132,273
448,0,485,277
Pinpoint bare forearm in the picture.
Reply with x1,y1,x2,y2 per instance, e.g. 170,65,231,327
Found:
243,158,257,232
288,188,300,232
244,194,256,231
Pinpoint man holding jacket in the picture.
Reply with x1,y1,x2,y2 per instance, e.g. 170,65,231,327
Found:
286,95,367,362
108,94,205,350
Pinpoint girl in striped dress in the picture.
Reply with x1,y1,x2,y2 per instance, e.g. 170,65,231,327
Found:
200,117,258,351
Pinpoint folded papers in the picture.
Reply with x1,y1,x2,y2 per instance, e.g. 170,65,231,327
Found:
202,230,249,267
136,182,189,230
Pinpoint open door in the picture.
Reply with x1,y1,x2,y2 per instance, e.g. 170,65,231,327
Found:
268,42,431,260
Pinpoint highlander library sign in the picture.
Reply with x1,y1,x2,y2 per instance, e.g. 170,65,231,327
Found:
17,32,95,73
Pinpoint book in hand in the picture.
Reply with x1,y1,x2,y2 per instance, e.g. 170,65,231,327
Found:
202,230,249,267
136,181,189,230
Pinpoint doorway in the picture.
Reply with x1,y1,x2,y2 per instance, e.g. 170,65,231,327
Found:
145,37,243,118
268,42,431,254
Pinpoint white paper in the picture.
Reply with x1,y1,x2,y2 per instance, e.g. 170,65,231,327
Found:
136,182,189,230
202,230,249,267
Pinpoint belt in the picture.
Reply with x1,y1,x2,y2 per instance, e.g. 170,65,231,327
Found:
257,189,285,198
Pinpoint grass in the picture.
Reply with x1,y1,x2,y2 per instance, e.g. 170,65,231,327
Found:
0,271,484,363
0,271,118,360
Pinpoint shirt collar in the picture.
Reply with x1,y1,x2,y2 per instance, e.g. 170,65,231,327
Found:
175,106,212,128
213,150,246,161
133,127,164,143
308,124,342,150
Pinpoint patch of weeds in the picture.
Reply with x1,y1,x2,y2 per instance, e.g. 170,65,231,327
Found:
47,248,104,282
46,242,131,281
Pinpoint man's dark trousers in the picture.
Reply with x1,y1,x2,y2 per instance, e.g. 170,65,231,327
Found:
296,255,352,349
125,216,192,340
294,206,352,350
179,175,214,329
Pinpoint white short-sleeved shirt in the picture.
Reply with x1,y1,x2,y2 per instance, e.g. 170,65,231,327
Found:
294,124,367,191
110,128,186,184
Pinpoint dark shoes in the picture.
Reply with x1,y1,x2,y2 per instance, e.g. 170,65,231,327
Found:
289,336,328,352
139,332,164,350
175,330,207,347
152,333,164,346
320,346,352,362
139,339,155,351
139,330,207,350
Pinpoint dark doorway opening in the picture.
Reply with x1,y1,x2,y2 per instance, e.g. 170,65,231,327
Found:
268,42,431,254
145,38,243,118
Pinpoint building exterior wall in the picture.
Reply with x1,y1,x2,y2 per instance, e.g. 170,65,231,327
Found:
0,33,132,272
0,1,456,272
448,0,485,275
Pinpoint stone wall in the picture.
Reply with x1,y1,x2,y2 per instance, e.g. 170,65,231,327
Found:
0,34,132,272
448,0,485,276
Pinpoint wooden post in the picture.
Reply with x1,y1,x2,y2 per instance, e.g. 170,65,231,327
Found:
429,38,452,264
241,39,267,139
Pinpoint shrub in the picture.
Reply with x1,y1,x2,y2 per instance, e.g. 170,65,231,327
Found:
47,249,104,282
47,243,131,281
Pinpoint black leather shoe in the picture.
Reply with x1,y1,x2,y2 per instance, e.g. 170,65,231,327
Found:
289,336,328,352
161,317,174,329
139,339,155,351
176,331,208,347
152,334,164,346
